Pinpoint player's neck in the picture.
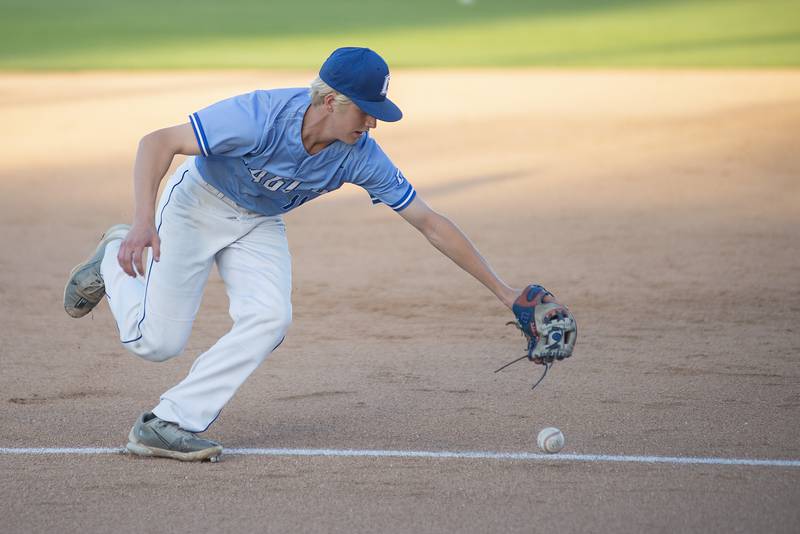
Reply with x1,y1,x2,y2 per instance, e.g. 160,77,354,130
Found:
301,104,336,155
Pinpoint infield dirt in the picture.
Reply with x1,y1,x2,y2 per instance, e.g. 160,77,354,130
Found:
1,70,799,533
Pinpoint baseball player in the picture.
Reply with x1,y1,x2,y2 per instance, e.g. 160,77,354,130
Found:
64,47,576,462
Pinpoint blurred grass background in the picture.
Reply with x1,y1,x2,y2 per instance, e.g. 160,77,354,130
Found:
0,0,798,69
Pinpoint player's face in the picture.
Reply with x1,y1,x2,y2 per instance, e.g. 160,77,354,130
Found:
335,102,377,144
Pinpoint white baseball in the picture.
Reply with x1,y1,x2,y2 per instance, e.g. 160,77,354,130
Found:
537,427,565,453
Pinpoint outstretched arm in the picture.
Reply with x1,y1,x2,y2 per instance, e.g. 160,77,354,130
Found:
397,195,519,309
398,195,578,366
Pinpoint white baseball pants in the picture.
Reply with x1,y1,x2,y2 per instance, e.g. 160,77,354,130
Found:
101,160,292,432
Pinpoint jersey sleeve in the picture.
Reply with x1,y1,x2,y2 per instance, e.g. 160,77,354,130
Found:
349,137,416,212
189,91,270,158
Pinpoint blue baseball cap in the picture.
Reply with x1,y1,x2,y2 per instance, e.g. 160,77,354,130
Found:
319,47,403,122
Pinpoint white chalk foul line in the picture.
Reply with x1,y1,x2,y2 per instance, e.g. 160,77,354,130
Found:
0,448,123,455
1,447,799,467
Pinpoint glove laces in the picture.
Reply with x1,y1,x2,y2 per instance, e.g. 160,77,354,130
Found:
494,357,552,391
495,320,552,390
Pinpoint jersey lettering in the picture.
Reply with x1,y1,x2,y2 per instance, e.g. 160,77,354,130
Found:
250,169,301,194
263,177,285,191
249,169,269,181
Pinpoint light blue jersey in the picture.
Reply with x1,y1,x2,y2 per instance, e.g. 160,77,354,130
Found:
188,88,416,216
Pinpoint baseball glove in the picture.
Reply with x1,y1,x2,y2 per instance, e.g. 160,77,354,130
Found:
496,284,577,388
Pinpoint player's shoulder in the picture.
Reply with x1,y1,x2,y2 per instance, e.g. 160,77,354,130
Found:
259,87,308,100
350,132,387,161
246,87,309,111
344,132,398,184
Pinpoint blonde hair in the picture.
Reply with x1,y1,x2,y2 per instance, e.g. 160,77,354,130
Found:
309,76,352,108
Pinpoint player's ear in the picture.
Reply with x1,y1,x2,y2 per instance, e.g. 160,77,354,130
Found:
324,93,336,113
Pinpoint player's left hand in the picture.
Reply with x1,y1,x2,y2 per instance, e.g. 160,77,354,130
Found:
495,284,577,389
509,284,577,364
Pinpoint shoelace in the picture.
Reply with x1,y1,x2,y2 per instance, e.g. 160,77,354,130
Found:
79,273,105,297
155,419,196,439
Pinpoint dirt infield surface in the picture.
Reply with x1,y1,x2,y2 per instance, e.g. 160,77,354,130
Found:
1,70,799,533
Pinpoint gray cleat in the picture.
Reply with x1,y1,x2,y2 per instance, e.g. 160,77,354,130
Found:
63,224,130,318
126,412,223,462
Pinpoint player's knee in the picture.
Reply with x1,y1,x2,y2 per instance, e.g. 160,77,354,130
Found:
274,302,292,337
255,305,292,340
238,301,292,348
125,336,187,363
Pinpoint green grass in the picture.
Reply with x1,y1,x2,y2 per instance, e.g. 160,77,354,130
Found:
1,0,798,69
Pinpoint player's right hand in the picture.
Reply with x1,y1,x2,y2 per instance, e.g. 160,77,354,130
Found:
117,222,161,277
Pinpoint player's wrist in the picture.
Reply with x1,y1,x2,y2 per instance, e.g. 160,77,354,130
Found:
132,212,155,227
499,286,519,309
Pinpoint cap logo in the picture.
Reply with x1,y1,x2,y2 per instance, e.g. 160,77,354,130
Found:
380,74,390,97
